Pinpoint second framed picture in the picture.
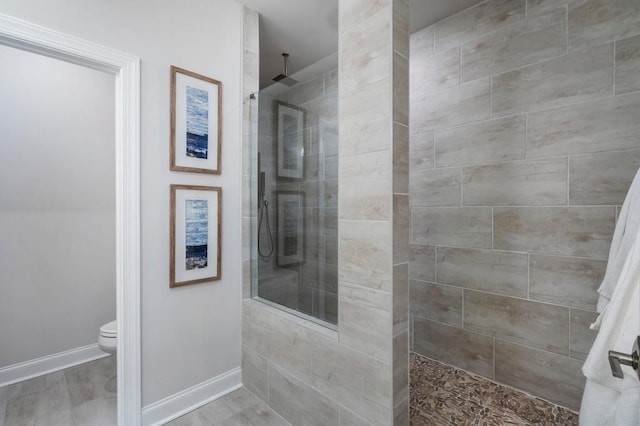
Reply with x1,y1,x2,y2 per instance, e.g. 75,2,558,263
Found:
276,190,305,266
275,100,305,180
170,66,222,174
170,184,222,287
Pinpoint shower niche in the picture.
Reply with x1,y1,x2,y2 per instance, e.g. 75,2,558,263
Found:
250,53,338,327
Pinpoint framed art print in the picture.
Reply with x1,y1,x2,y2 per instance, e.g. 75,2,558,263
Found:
170,184,221,287
275,100,305,180
170,66,222,174
276,190,305,266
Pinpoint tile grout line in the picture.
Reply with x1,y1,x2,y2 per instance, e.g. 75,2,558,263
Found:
527,253,530,300
565,4,569,54
492,336,496,380
613,39,616,95
568,307,573,358
566,156,570,205
491,206,494,250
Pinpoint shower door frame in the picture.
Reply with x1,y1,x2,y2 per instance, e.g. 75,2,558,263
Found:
0,13,142,425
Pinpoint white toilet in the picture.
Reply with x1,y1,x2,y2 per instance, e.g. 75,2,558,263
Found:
98,320,117,355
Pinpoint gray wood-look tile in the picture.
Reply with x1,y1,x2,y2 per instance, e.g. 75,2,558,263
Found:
527,92,640,158
71,396,116,426
393,0,410,59
433,0,526,52
310,334,391,426
219,402,290,426
460,8,567,83
410,25,434,59
394,53,409,126
570,309,599,360
394,123,409,194
413,317,494,379
222,387,261,415
394,264,409,336
0,386,6,426
340,150,392,220
464,291,570,355
4,371,73,426
409,280,463,327
462,158,568,206
436,247,528,297
282,77,324,107
616,34,640,95
494,340,585,411
340,79,391,157
338,284,392,363
267,363,339,426
394,397,409,425
409,132,434,172
492,43,613,117
339,220,393,291
64,356,116,407
525,0,569,15
339,407,371,426
569,149,640,206
493,207,615,258
326,238,339,268
325,155,338,180
569,0,640,52
411,78,491,134
412,207,493,248
409,243,436,282
242,347,268,402
394,195,410,264
340,0,388,35
340,6,391,94
409,167,461,207
393,332,409,407
242,301,313,383
529,254,605,311
434,115,526,168
410,46,459,98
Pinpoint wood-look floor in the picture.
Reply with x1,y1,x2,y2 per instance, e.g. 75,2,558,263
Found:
166,387,288,426
0,353,580,425
0,356,116,426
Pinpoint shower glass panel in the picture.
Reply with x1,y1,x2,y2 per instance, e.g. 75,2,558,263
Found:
250,53,338,328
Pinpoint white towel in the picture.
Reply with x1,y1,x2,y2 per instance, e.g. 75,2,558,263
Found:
580,220,640,425
593,169,640,326
580,168,640,425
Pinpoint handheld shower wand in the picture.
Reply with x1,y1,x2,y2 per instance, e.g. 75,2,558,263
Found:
257,154,274,261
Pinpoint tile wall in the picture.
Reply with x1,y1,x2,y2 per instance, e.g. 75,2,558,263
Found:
409,0,640,411
241,1,410,424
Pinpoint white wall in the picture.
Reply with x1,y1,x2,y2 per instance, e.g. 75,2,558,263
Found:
0,0,244,406
0,44,116,368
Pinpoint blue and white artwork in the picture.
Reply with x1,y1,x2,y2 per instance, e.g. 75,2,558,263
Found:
186,85,209,159
185,199,208,270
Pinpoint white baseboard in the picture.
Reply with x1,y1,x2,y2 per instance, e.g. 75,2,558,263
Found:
0,343,110,387
141,367,242,426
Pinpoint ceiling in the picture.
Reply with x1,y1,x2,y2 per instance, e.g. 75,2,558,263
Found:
236,0,482,88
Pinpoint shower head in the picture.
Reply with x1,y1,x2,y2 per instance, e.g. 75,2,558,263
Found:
272,53,298,87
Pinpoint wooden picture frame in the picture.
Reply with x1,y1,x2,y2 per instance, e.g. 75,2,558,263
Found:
170,66,222,174
275,100,305,180
276,190,305,266
170,184,221,287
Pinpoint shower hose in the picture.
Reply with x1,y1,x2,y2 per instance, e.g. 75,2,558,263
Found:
258,199,274,261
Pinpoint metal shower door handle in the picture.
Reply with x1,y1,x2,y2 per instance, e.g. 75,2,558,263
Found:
608,336,640,379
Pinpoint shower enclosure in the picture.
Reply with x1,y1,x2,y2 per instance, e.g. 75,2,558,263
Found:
249,53,338,327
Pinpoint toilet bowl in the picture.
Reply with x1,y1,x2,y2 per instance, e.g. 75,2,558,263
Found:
98,320,117,355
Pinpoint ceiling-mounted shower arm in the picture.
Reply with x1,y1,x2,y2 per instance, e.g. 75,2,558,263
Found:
282,53,290,76
273,52,298,86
